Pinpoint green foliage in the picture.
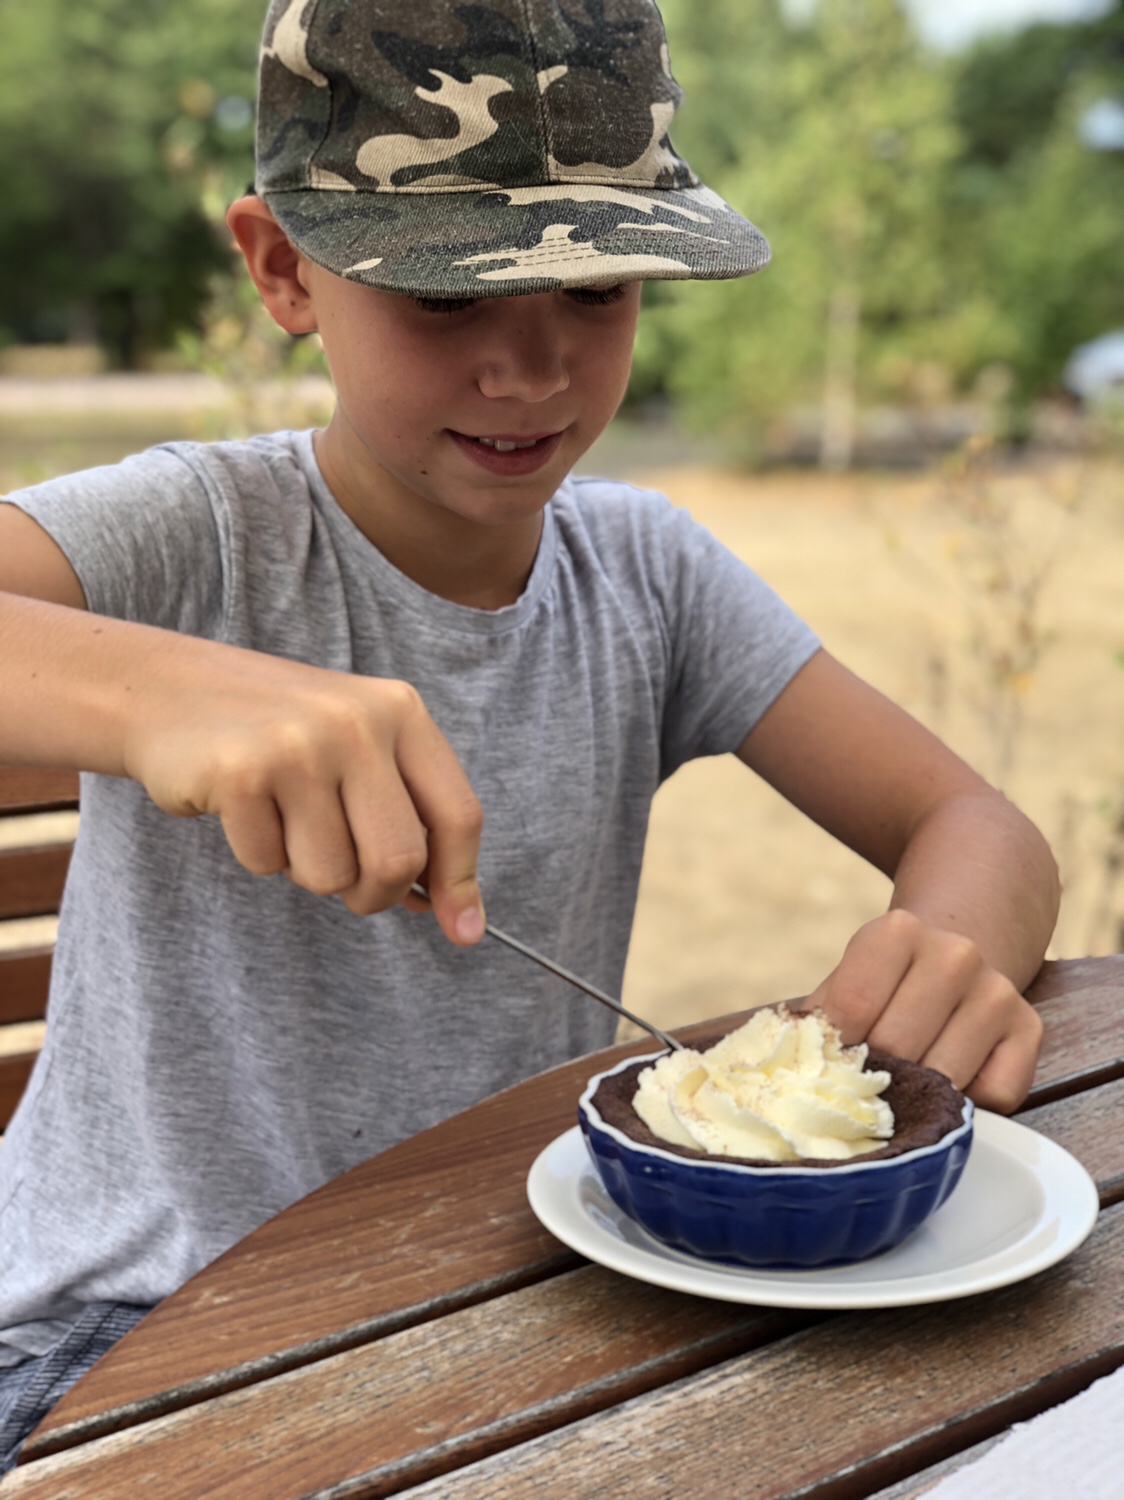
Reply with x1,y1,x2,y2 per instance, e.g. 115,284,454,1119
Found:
1,0,1121,432
641,0,961,457
0,0,263,365
636,0,1124,455
954,7,1124,167
979,109,1124,400
946,10,1124,408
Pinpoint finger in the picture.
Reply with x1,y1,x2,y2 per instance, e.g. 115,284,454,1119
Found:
913,993,1009,1091
400,886,433,915
922,984,1042,1109
862,931,987,1061
336,771,429,914
804,910,920,1045
960,1020,1041,1114
278,783,362,898
220,794,288,876
394,710,485,945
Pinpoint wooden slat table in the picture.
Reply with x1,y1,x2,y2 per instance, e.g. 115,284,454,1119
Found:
4,956,1123,1499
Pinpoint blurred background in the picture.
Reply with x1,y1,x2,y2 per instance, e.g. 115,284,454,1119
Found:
0,0,1121,1033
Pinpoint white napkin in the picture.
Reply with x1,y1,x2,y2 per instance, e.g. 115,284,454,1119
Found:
921,1364,1124,1499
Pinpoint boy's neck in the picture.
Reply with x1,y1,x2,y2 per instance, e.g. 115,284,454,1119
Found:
312,422,546,612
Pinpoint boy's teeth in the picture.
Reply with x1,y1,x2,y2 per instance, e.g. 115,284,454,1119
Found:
475,436,538,451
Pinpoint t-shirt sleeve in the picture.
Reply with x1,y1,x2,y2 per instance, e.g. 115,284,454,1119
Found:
583,483,821,780
660,504,820,776
3,445,227,638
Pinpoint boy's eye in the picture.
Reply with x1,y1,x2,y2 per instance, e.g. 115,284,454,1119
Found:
411,286,629,315
567,285,628,306
413,296,476,315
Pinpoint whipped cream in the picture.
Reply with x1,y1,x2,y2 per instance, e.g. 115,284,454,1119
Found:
632,1006,894,1162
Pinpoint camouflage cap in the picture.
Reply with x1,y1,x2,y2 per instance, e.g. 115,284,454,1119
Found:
255,0,769,297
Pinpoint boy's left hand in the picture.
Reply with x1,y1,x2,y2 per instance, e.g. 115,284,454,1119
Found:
800,908,1043,1114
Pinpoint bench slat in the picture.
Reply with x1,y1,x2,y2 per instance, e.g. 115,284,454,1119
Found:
0,1051,37,1132
0,768,79,815
0,846,72,920
0,766,73,1130
0,947,53,1026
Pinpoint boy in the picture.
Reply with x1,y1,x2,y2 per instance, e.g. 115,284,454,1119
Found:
0,0,1057,1467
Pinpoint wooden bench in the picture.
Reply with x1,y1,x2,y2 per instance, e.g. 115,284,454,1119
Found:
0,767,80,1132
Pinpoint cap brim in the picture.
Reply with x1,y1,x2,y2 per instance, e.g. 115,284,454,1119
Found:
262,179,769,298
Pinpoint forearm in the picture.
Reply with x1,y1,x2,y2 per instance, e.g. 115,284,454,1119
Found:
742,652,1056,1107
0,591,285,789
889,790,1060,993
0,588,487,937
0,590,190,775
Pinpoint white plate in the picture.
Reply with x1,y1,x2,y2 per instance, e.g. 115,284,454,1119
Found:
526,1112,1099,1309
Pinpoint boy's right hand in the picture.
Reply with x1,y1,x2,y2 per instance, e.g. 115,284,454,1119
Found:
127,646,486,943
0,523,485,944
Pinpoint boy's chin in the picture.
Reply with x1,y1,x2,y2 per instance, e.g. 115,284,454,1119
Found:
443,483,560,531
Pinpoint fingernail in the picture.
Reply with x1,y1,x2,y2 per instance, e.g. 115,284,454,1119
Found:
455,907,485,944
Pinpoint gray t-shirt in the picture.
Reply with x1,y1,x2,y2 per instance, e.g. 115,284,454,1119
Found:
0,430,818,1360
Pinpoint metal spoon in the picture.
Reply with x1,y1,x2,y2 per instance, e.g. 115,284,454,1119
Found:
410,883,684,1052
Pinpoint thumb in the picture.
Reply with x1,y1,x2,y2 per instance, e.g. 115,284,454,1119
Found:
418,866,486,947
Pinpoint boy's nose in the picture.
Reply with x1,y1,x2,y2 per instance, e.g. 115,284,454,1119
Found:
475,301,570,403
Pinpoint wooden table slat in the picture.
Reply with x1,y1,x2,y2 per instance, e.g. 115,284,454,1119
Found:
21,959,1124,1470
389,1204,1124,1500
864,1432,1007,1500
25,1040,1123,1471
2,1275,821,1498
10,1205,1122,1500
23,1038,672,1447
1025,955,1124,1104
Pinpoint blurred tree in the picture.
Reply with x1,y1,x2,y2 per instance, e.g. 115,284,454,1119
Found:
953,4,1124,168
648,0,959,466
947,5,1124,417
0,0,262,366
639,0,1124,459
2,0,1118,429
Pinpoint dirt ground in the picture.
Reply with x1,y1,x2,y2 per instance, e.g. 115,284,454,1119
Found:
1,384,1121,1038
615,455,1124,1037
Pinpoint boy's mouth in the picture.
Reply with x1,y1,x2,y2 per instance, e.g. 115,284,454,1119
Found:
449,429,564,476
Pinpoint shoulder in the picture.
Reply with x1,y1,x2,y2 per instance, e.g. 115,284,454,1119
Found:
551,473,701,575
150,430,316,508
2,431,317,525
136,432,327,575
550,472,747,599
556,473,681,531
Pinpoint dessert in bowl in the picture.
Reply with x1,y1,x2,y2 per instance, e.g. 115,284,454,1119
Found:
578,1006,973,1270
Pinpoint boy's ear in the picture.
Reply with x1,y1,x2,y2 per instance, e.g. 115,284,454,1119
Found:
225,196,319,336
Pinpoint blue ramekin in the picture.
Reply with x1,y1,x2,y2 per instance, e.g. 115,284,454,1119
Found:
579,1052,974,1270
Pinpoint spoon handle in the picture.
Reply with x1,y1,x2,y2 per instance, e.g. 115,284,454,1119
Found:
410,884,684,1053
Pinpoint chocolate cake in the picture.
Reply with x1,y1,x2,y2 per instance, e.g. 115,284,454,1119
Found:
590,1032,967,1169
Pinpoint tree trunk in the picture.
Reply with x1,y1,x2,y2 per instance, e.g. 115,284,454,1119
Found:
820,280,861,471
